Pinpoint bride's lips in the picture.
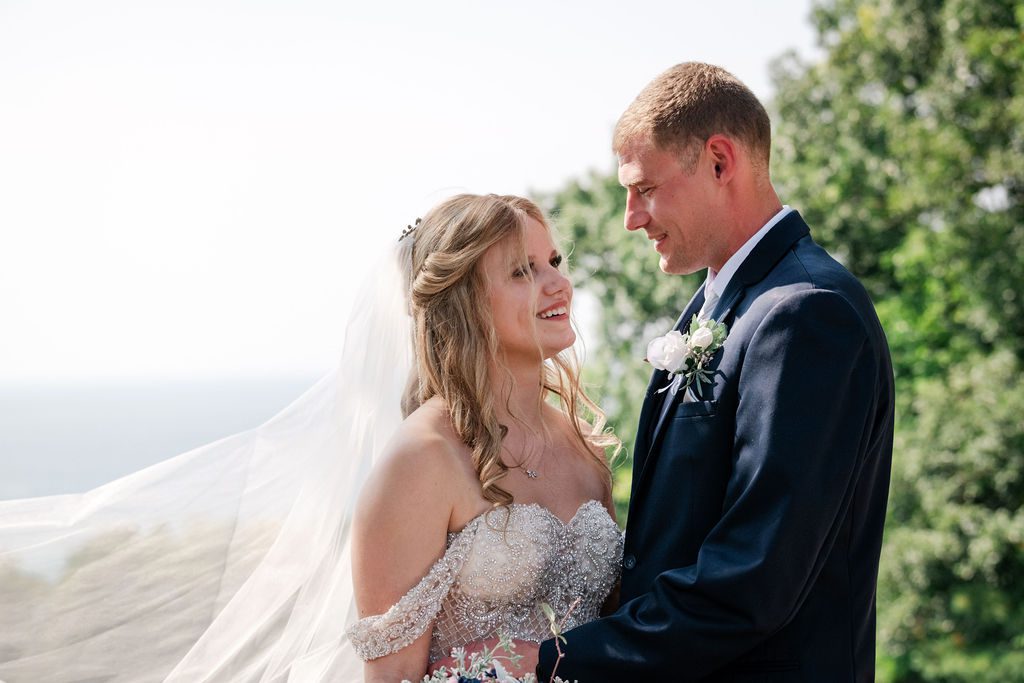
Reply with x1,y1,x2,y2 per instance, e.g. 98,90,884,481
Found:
536,302,569,321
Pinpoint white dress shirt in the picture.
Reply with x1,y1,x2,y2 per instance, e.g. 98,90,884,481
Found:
702,205,794,313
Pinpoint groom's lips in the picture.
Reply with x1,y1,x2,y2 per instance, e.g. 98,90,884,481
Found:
652,233,669,251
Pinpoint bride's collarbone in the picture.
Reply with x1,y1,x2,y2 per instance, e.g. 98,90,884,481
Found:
439,416,605,533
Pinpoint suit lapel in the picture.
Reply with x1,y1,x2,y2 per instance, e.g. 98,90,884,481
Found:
701,211,811,326
633,211,812,499
632,284,706,486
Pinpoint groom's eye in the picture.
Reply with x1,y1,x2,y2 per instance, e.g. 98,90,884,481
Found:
637,186,654,197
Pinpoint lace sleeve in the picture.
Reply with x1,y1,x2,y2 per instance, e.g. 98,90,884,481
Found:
346,522,478,661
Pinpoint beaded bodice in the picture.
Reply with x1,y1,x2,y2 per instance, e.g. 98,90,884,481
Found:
347,499,623,663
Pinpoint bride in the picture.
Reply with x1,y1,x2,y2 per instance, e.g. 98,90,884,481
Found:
0,193,621,682
348,193,622,681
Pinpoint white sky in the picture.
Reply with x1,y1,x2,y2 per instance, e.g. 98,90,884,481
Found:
0,0,817,382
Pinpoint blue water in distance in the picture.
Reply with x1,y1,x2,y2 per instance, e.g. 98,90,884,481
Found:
0,376,318,501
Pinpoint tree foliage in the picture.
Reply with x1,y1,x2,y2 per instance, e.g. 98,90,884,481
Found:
771,0,1024,382
770,3,1023,675
878,351,1024,681
540,0,1023,678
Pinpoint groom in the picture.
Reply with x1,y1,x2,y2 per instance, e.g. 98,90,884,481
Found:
537,63,894,681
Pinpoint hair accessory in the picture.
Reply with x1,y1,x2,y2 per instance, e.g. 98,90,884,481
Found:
399,217,422,242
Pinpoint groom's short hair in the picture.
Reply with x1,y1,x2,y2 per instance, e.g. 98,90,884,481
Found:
614,62,772,174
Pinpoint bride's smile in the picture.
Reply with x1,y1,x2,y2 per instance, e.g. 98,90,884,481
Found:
483,215,575,364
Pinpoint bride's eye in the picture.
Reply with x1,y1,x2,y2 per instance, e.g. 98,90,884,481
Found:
512,263,531,278
550,254,564,269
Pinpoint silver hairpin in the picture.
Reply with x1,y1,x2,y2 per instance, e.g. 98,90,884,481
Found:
399,217,422,242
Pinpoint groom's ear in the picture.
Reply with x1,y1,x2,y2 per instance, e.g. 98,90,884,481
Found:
705,134,737,183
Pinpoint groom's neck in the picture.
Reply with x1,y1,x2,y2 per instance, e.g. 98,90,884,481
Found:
711,184,783,272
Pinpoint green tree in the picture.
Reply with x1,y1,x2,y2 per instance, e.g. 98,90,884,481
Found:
541,0,1023,678
877,351,1024,681
770,1,1023,677
771,0,1024,382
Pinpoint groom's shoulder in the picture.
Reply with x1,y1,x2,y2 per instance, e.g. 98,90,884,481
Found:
741,238,883,345
753,230,877,313
792,235,880,318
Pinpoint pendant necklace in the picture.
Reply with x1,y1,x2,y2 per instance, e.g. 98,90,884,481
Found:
508,444,545,480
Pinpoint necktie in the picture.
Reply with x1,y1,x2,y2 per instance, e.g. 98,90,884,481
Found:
698,286,719,322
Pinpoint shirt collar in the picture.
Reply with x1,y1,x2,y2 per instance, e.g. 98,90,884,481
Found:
705,205,793,298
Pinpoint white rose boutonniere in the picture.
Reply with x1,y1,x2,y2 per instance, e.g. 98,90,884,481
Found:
646,330,690,372
645,315,728,395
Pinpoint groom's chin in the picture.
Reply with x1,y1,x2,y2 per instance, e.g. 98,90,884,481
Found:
658,258,693,276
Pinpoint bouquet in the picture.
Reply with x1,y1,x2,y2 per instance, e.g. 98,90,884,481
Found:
404,604,576,683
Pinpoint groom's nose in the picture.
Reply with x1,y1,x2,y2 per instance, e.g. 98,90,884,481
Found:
624,191,650,232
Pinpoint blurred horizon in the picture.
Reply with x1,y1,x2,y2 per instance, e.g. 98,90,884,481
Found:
0,375,317,500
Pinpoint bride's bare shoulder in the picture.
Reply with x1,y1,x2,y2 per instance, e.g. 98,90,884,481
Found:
390,397,464,462
351,397,468,627
357,397,466,512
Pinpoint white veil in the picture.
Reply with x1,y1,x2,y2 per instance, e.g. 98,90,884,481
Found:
0,242,414,682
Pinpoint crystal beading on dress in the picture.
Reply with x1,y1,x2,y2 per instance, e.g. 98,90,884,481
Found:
347,499,623,663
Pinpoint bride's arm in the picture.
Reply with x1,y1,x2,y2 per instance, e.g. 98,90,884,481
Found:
351,425,456,683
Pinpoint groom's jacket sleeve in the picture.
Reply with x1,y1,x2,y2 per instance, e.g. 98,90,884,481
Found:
537,289,889,681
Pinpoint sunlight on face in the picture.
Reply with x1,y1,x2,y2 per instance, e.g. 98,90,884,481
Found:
481,217,574,364
618,139,719,275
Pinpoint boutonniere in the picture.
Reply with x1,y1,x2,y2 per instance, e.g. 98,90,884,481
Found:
645,315,729,395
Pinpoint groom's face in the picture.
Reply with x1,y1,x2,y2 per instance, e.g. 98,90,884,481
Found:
618,139,718,275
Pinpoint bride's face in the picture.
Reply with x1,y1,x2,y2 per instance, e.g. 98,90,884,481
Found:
481,217,574,363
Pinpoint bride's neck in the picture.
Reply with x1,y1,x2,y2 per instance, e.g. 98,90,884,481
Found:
489,359,547,428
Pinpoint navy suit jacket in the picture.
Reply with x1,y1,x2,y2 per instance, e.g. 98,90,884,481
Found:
538,212,894,681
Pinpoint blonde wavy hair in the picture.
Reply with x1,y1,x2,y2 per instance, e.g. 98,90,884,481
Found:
401,193,619,508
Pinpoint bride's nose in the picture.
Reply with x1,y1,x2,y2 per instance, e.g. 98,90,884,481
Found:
541,268,571,297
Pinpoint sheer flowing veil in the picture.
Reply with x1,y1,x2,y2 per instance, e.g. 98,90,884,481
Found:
0,243,414,682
